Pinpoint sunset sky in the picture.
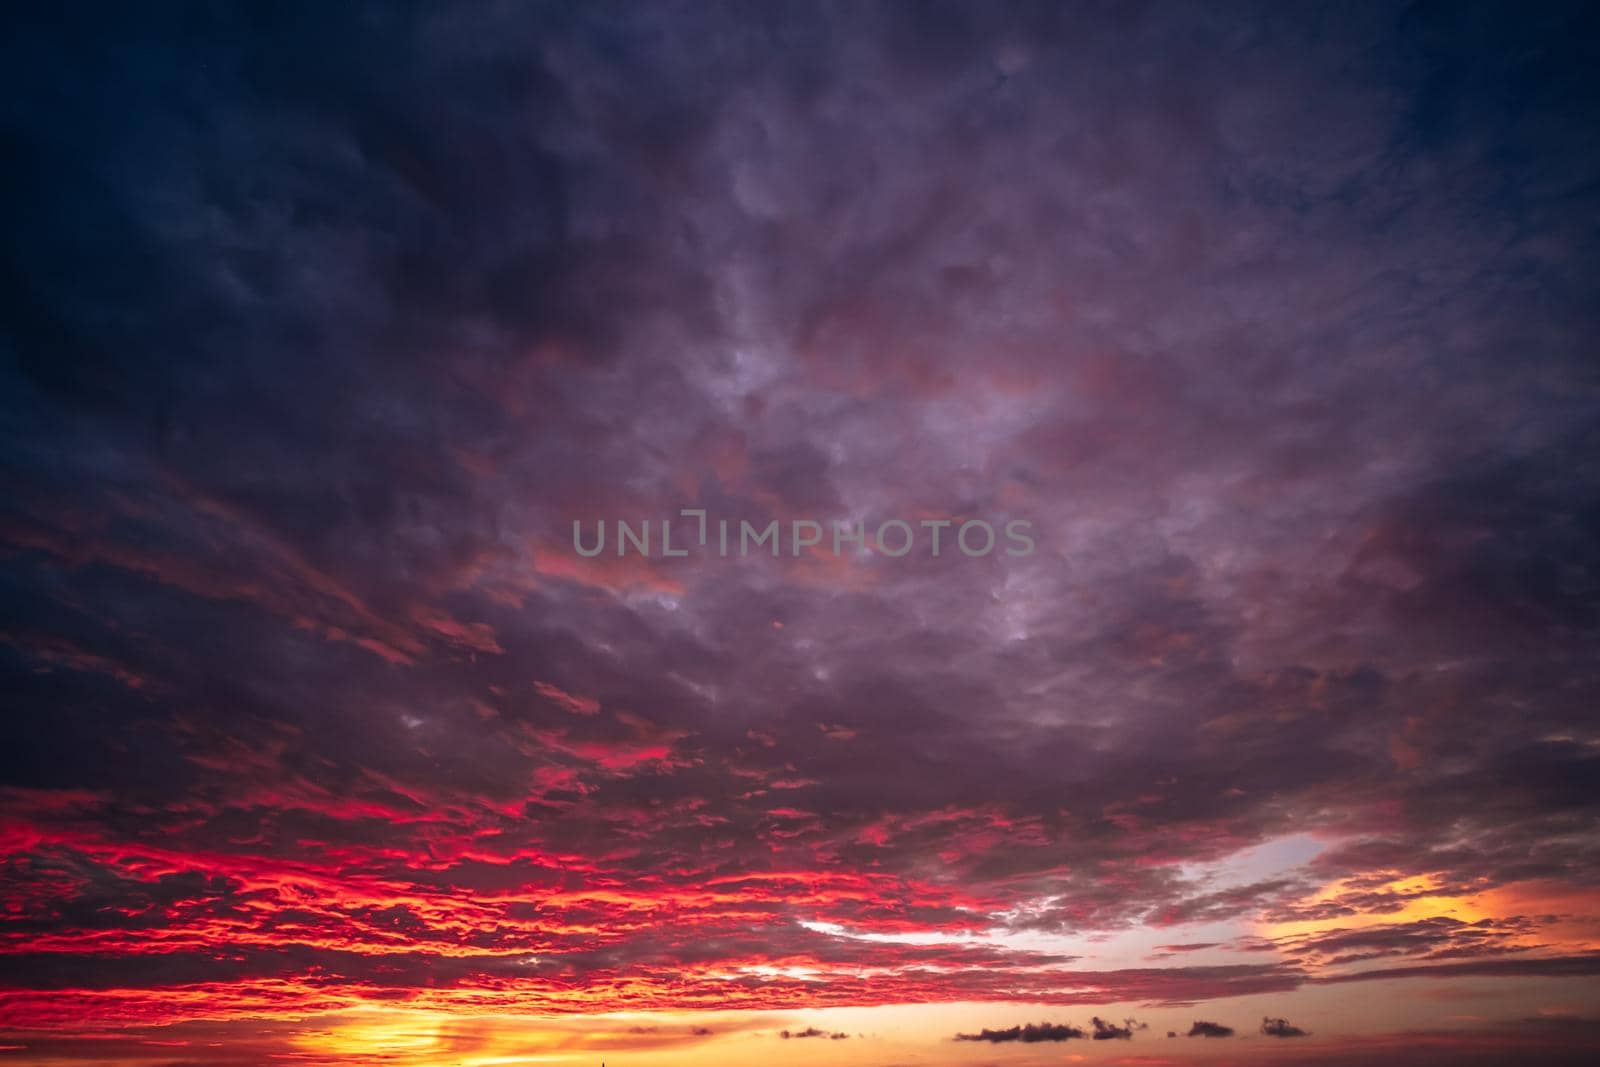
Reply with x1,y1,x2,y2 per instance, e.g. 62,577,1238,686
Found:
3,2,1600,1065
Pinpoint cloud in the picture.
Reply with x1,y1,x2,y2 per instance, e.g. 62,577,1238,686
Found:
955,1022,1085,1043
780,1028,848,1040
1091,1017,1147,1040
0,0,1598,1050
1188,1020,1235,1038
1262,1016,1311,1038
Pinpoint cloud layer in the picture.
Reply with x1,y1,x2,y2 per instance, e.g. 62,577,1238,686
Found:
1,1,1598,1062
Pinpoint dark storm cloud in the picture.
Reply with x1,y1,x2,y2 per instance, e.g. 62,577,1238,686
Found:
1,0,1599,1039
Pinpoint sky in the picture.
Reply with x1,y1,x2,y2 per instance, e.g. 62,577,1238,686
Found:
2,1,1599,1065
